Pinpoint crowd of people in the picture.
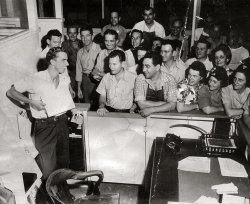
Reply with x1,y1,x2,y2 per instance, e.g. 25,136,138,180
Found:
59,7,250,120
6,6,250,181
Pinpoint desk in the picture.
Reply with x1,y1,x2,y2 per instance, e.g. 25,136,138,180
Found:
150,137,250,203
84,111,231,184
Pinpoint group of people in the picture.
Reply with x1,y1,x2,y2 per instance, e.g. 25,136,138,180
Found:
6,6,250,181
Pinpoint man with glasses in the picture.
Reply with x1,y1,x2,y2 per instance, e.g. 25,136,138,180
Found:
165,19,189,61
132,7,165,50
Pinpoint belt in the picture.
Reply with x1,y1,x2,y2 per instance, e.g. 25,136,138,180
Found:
34,114,66,123
105,106,130,113
82,73,90,77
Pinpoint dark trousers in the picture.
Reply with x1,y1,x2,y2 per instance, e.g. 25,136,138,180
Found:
34,114,69,179
81,73,99,110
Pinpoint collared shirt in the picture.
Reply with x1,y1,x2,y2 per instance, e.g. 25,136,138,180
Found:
125,49,136,68
14,70,75,119
94,47,123,73
198,85,223,109
61,39,83,69
160,61,187,83
132,20,165,38
76,42,101,81
102,24,127,47
186,57,213,72
228,46,249,70
96,70,137,109
177,79,203,104
222,84,250,109
134,71,177,102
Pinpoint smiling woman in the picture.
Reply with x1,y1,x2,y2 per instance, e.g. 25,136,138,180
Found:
222,64,250,118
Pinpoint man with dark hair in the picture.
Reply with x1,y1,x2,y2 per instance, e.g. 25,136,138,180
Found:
160,39,187,83
76,25,101,105
186,38,213,72
102,11,127,48
126,29,144,68
177,61,207,112
134,52,177,117
62,25,83,95
132,7,165,50
96,50,136,116
40,29,62,59
92,29,122,81
7,47,75,180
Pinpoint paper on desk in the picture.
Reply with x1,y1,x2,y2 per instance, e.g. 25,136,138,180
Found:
178,156,211,173
211,182,238,194
222,194,250,204
195,195,219,204
218,158,248,178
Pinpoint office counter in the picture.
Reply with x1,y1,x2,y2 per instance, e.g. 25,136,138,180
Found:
83,110,231,184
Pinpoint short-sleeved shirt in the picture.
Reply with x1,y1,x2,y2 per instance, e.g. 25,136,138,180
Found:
125,49,136,68
132,20,165,38
185,57,213,72
102,24,127,47
14,70,75,119
134,72,177,102
177,79,203,104
198,85,223,109
228,46,249,70
160,61,187,83
96,70,137,109
75,42,101,81
222,84,250,109
94,47,123,73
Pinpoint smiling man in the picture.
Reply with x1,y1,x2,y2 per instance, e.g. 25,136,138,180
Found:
134,52,177,117
186,38,213,72
132,7,165,50
62,25,83,94
7,47,75,180
96,50,136,116
92,29,122,82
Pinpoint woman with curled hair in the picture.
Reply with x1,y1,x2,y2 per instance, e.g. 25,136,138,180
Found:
198,67,228,114
222,63,250,118
211,44,232,76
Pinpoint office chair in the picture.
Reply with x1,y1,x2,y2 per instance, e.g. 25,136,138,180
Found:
46,168,103,204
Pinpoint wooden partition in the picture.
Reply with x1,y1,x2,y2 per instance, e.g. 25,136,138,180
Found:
84,111,229,184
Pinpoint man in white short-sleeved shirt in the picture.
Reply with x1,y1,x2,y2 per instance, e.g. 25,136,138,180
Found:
7,47,75,180
96,50,136,116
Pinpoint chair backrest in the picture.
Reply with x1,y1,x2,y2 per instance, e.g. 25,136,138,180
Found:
46,168,104,204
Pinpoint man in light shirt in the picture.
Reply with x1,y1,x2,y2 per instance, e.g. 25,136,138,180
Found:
132,7,165,50
92,29,122,82
7,47,75,180
160,39,187,83
96,50,136,116
76,25,101,105
186,38,213,72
